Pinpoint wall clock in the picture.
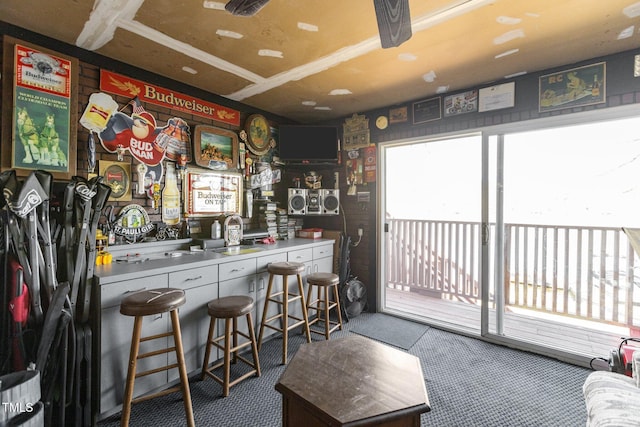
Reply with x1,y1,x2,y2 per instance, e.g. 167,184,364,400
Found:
376,115,388,129
244,114,271,155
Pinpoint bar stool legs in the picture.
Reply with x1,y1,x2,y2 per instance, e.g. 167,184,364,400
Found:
201,296,261,397
257,262,311,364
306,272,343,340
119,288,194,427
170,310,194,422
121,316,142,427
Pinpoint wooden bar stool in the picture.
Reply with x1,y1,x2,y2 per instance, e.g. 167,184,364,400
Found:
201,295,261,397
306,272,343,340
257,261,311,364
119,288,194,427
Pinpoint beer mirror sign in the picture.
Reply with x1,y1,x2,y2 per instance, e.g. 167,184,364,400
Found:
183,168,243,217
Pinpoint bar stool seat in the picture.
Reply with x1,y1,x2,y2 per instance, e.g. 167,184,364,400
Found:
201,295,261,397
119,288,194,427
306,272,343,340
257,262,311,364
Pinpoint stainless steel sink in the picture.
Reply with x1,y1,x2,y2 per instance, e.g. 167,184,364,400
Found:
211,245,264,256
115,250,194,263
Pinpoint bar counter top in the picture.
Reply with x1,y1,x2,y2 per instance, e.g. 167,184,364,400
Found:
94,237,335,284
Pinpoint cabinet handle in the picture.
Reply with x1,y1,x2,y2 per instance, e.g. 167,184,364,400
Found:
230,268,244,273
314,264,318,272
258,277,265,291
125,287,146,294
185,275,203,281
249,280,255,293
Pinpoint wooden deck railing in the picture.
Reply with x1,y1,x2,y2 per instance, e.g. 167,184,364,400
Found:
385,219,640,328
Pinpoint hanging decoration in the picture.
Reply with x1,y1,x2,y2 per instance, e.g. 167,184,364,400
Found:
96,97,166,166
343,113,370,150
243,114,271,156
80,95,192,208
156,117,192,169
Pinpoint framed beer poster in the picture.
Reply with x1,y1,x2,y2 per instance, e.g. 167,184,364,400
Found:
1,36,78,179
183,168,243,217
539,62,606,112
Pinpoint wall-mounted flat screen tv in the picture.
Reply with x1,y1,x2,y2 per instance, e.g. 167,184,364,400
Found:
278,125,339,163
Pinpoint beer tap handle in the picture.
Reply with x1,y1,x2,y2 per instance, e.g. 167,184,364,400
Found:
137,163,147,195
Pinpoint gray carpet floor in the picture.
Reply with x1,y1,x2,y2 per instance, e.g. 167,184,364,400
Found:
350,312,429,349
97,312,591,427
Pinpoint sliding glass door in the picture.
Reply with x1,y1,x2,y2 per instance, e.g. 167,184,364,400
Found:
487,117,640,356
379,133,483,331
379,108,640,360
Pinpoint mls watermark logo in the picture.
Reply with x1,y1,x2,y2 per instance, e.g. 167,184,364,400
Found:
2,401,36,414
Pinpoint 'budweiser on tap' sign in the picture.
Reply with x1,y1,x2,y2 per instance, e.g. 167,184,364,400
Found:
99,70,240,127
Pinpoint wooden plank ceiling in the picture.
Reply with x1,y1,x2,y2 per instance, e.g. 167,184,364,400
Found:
1,0,639,123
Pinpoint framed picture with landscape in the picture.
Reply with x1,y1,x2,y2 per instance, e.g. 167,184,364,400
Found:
193,125,238,171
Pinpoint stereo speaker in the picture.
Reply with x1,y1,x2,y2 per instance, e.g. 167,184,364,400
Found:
320,189,339,215
306,189,322,215
288,188,307,215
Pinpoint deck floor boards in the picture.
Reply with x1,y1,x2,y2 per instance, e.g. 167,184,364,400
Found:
384,287,629,363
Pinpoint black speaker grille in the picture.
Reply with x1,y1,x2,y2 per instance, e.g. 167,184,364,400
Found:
290,195,305,210
324,195,339,211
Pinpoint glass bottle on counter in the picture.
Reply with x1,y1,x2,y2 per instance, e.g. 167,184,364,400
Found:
162,162,181,225
211,219,221,239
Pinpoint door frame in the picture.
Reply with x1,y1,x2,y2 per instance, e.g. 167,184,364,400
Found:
376,103,640,366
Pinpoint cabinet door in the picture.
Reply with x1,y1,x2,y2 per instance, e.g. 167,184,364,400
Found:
169,283,217,382
168,264,219,379
218,275,258,349
312,256,334,275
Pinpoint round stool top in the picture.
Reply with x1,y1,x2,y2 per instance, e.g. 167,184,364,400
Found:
120,288,186,317
208,295,254,318
306,272,340,287
268,261,305,276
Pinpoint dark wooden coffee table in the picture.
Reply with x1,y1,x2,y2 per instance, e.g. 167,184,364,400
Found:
275,335,431,427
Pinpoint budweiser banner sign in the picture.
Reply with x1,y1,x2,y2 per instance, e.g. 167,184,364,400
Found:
100,70,240,126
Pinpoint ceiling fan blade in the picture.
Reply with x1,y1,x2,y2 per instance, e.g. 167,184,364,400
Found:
225,0,270,16
373,0,412,48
